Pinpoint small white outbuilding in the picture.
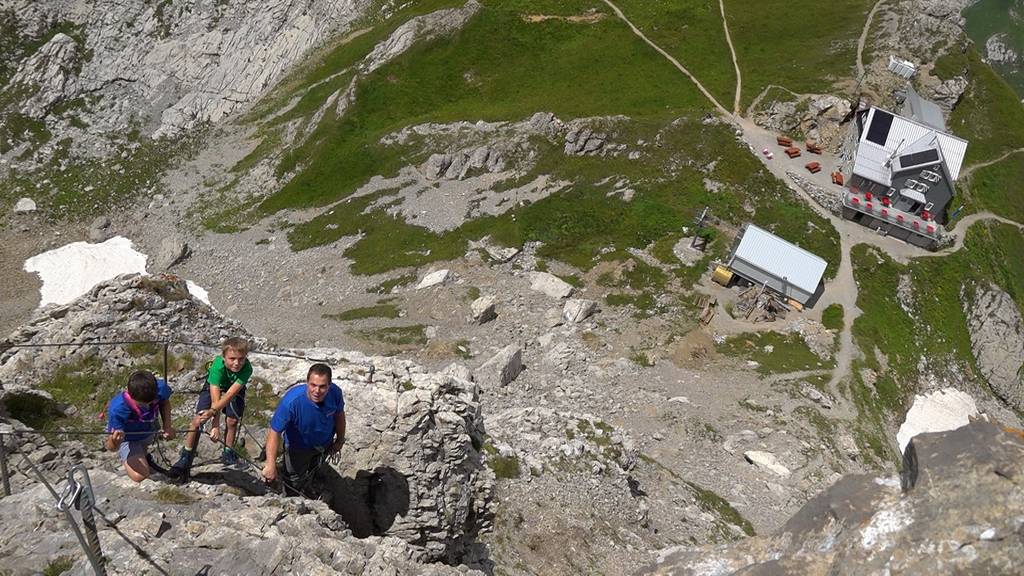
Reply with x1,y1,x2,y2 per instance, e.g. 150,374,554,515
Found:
726,224,827,306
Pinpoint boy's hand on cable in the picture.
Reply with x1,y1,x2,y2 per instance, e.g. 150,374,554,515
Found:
209,426,221,442
198,409,218,423
161,427,176,440
109,430,125,444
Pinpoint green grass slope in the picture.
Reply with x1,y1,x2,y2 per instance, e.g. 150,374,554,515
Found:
724,0,873,107
612,0,737,108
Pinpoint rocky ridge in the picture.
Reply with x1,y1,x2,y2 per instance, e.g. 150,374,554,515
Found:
2,0,373,145
641,420,1024,575
0,275,495,572
965,284,1024,412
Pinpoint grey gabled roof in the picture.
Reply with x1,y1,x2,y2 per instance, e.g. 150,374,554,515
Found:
904,85,946,131
730,224,827,296
853,107,968,186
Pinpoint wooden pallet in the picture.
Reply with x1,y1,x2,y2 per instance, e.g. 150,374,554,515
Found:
785,147,802,158
776,136,793,147
805,141,823,154
805,161,821,174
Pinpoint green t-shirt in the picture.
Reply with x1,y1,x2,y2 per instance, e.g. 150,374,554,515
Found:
207,355,253,389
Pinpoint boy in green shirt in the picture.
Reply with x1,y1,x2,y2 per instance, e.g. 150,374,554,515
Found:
168,337,253,480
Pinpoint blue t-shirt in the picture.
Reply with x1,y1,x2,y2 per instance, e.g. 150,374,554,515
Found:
270,382,345,450
106,379,173,442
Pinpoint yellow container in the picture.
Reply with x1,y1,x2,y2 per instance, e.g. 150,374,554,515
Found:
712,265,733,286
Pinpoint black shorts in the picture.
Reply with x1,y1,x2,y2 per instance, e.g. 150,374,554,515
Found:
283,446,327,490
195,384,246,420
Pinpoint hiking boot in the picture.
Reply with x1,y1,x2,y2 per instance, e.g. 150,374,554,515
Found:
220,448,239,467
166,448,194,481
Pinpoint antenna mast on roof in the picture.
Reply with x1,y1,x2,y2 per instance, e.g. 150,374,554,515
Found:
885,138,906,168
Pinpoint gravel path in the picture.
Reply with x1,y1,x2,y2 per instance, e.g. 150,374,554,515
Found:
718,0,742,115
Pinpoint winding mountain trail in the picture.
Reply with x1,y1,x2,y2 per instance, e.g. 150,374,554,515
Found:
857,0,886,79
605,0,1024,402
821,237,862,412
746,84,804,118
718,0,742,115
959,147,1024,180
600,0,731,117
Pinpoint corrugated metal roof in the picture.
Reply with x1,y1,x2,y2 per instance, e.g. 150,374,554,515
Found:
888,55,917,79
856,107,968,182
853,141,894,186
905,86,946,131
731,224,827,296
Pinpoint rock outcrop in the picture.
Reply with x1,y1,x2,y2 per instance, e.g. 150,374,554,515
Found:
0,276,495,567
0,469,482,576
0,273,250,394
252,349,494,563
361,1,480,75
965,284,1024,412
641,420,1024,575
3,0,373,139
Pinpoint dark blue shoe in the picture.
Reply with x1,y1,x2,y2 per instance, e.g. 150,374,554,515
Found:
220,448,239,467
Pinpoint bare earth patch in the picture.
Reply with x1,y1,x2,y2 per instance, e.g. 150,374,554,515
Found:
522,13,607,24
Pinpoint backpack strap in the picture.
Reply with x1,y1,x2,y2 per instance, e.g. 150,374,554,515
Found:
122,391,144,420
122,391,158,422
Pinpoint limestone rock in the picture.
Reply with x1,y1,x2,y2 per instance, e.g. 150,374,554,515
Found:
1,278,495,565
927,76,969,112
0,470,484,575
440,362,473,383
562,299,597,323
4,0,376,141
965,284,1024,412
416,269,451,289
8,33,80,119
13,198,37,213
360,1,480,74
484,246,520,263
469,296,496,324
564,127,606,156
152,237,190,271
0,274,253,389
475,344,523,387
88,216,112,243
743,450,792,477
423,153,452,180
529,272,574,299
643,421,1024,575
985,33,1019,65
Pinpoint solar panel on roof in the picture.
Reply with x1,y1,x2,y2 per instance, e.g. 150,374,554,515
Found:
899,149,939,167
866,110,894,145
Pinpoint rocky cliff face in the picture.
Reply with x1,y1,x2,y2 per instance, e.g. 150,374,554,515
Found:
965,284,1024,413
1,0,371,161
0,469,480,576
0,275,494,572
640,420,1024,575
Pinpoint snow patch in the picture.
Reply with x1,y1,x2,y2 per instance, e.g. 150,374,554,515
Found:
24,236,212,308
24,237,148,306
186,281,210,306
896,388,978,453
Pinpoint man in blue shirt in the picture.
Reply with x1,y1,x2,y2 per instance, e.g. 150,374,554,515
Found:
263,363,345,493
105,370,175,483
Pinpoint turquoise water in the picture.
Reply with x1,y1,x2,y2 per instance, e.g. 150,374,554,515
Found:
963,0,1024,97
